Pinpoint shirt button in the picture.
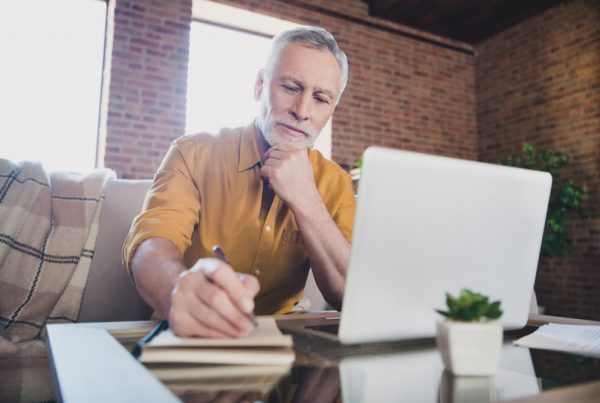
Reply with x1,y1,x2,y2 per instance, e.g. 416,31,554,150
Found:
265,225,271,232
254,268,261,275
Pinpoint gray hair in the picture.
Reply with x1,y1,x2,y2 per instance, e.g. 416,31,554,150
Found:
264,26,349,102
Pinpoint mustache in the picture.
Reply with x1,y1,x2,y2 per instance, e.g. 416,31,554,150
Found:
275,120,317,137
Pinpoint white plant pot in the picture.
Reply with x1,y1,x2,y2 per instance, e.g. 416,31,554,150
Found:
436,320,503,376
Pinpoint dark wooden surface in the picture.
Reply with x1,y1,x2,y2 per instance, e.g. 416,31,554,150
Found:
362,0,566,43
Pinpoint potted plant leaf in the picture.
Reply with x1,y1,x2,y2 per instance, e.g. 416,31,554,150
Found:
435,289,503,376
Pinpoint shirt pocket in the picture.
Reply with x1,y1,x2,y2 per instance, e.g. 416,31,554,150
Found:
282,227,303,244
275,227,308,284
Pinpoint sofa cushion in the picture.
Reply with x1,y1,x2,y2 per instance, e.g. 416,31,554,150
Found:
78,178,153,322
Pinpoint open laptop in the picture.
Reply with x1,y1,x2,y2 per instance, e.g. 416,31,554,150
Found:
279,146,552,345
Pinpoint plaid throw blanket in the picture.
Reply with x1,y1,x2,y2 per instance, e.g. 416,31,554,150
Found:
0,159,114,356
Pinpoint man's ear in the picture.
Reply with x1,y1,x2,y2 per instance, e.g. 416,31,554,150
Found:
254,69,265,101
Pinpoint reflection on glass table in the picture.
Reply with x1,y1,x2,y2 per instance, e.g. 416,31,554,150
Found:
155,364,340,403
339,342,540,403
148,341,547,403
145,361,289,403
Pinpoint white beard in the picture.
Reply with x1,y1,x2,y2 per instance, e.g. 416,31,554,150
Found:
256,90,317,149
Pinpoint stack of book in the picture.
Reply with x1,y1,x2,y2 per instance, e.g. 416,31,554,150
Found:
140,317,295,394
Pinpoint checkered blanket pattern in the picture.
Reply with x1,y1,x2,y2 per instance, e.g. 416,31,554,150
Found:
0,159,114,356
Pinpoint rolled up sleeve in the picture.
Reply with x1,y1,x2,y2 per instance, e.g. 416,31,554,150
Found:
122,138,202,275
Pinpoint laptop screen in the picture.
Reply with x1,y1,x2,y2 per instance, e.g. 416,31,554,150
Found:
338,147,551,344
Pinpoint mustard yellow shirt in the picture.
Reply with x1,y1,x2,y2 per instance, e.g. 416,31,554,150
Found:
123,123,355,314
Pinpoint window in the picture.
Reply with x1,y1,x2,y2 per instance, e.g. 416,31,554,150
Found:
186,22,271,135
0,0,106,173
187,0,332,158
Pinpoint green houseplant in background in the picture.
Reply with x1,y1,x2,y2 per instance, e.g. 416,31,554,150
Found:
435,289,504,376
350,156,362,181
500,143,585,257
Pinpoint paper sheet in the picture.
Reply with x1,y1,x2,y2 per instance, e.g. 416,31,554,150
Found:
147,317,293,348
514,324,600,358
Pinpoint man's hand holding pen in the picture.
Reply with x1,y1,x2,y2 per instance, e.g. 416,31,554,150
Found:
167,249,260,338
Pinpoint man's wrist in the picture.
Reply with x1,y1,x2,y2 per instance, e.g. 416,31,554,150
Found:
290,188,329,223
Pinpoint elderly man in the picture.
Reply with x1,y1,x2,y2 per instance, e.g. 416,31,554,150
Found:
123,26,355,338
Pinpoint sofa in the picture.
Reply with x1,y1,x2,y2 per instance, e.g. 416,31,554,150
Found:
77,178,329,323
77,178,154,322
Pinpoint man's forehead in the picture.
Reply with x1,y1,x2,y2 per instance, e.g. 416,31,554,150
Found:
270,43,341,94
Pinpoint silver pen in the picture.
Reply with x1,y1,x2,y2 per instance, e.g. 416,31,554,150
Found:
212,245,259,327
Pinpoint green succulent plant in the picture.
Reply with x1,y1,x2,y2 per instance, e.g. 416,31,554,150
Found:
436,289,503,322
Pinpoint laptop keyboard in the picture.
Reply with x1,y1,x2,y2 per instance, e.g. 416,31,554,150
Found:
306,324,339,335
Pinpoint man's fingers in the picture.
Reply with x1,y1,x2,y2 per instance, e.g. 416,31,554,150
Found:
190,259,258,331
268,142,304,153
172,265,255,337
194,279,254,335
265,148,299,161
172,271,244,336
263,147,273,160
264,143,303,162
189,295,248,337
264,149,284,161
169,306,231,338
189,257,221,278
263,145,290,160
209,266,257,314
238,273,260,295
190,258,249,300
262,158,280,168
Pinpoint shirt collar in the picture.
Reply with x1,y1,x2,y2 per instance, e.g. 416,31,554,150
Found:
238,121,263,172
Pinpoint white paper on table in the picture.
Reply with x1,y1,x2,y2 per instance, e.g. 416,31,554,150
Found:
514,324,600,358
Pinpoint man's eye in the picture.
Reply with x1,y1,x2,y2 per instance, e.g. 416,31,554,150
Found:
283,85,299,93
315,96,329,104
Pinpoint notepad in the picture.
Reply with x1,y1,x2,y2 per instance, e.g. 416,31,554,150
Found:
139,317,295,365
513,324,600,358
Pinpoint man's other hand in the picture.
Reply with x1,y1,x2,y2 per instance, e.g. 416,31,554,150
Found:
260,143,320,209
168,258,260,338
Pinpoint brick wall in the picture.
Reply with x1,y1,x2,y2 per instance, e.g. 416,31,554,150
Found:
102,0,599,319
477,0,600,319
103,0,192,179
214,0,478,168
103,0,477,177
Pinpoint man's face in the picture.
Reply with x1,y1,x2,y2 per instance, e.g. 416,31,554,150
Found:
255,43,341,149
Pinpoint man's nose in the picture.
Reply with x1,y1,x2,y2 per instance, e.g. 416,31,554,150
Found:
290,93,311,122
